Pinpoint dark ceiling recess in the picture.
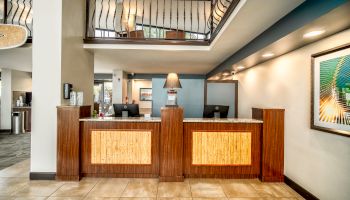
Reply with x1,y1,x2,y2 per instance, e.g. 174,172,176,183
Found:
206,0,350,79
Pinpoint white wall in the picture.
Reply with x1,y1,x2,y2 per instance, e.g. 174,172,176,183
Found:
31,0,94,173
12,70,32,91
235,29,350,200
131,80,152,109
61,0,94,106
0,69,12,129
112,70,128,104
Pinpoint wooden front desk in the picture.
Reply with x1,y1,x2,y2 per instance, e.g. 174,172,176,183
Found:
57,106,284,182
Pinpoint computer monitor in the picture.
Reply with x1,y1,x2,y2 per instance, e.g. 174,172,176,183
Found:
113,104,140,117
203,105,229,118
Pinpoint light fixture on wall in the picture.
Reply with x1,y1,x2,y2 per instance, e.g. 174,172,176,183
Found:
303,29,325,38
262,52,274,58
163,73,182,107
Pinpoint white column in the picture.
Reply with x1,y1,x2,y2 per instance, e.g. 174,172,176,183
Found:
112,70,127,104
31,0,93,173
0,69,12,130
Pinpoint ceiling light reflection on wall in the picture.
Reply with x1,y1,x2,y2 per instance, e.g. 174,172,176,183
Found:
303,30,325,38
262,52,274,58
236,66,245,70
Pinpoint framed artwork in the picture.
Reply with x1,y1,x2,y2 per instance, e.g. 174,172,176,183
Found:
140,88,152,101
311,44,350,137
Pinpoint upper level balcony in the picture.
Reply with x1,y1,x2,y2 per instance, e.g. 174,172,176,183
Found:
85,0,240,45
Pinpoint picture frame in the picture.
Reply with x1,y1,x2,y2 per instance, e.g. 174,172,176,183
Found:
140,88,152,101
311,43,350,137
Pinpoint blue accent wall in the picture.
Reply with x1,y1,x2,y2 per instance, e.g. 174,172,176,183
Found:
152,78,205,117
206,82,236,117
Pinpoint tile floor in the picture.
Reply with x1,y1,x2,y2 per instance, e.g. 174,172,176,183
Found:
0,159,304,200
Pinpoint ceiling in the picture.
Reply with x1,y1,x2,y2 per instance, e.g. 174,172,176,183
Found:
89,0,304,74
0,0,304,74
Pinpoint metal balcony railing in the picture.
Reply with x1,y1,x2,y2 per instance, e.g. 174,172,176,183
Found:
85,0,240,44
0,0,33,41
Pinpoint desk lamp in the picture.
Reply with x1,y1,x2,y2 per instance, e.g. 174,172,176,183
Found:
163,73,182,107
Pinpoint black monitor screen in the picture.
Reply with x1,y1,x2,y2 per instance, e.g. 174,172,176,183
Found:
113,104,140,117
203,105,229,118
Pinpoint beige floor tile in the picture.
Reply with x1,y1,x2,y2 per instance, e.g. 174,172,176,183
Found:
250,183,295,198
0,162,29,178
189,179,226,198
120,198,156,200
157,182,191,198
14,197,48,200
47,197,82,200
228,198,264,200
51,181,96,197
221,182,260,198
84,197,119,200
281,184,303,199
0,177,30,196
12,180,65,197
192,198,227,200
121,179,158,198
85,178,130,198
157,198,192,200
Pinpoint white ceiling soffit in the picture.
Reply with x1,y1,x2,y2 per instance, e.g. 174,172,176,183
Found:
89,0,304,74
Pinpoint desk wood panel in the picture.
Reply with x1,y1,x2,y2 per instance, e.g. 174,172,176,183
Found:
160,107,184,181
80,121,160,177
184,122,261,178
252,108,285,182
56,106,91,181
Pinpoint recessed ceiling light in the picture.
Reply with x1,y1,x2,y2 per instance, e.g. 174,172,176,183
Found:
236,66,245,70
303,30,325,38
262,52,274,58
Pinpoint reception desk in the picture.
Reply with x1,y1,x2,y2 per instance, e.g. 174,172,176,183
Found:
56,106,284,182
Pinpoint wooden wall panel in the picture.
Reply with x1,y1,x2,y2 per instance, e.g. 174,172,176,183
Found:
160,107,184,182
192,132,251,165
252,108,285,182
81,121,160,177
184,122,261,179
91,130,152,164
56,105,91,181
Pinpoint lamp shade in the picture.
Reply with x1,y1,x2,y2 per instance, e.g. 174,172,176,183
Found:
163,73,182,89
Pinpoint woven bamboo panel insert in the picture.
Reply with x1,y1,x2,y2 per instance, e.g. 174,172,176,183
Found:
192,132,251,165
91,130,152,164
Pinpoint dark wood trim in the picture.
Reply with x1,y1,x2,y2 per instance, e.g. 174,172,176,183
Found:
310,43,350,137
30,172,56,180
3,0,7,23
0,129,11,133
84,38,210,46
204,80,239,118
284,176,319,200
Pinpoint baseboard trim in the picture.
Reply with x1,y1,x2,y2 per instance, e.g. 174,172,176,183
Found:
0,129,11,134
284,175,319,200
30,172,56,180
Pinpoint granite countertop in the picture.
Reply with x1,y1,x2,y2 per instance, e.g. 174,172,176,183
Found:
79,117,161,122
80,117,263,123
12,106,31,109
183,118,263,123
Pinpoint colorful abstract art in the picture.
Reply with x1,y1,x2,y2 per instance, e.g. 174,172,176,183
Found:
312,45,350,137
